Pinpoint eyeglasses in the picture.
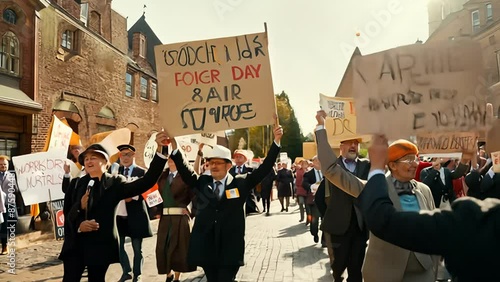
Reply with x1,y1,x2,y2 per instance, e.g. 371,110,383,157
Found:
209,160,227,166
340,141,359,146
120,152,135,157
396,158,420,165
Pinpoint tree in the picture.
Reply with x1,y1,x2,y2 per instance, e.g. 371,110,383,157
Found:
227,91,304,160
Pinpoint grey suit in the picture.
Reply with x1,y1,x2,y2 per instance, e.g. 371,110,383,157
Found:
316,129,437,282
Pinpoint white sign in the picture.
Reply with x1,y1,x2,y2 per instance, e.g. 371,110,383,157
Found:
492,151,500,173
48,116,73,152
143,132,158,169
12,151,67,205
145,190,163,208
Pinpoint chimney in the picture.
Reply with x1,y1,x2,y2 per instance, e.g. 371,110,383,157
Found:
132,32,146,58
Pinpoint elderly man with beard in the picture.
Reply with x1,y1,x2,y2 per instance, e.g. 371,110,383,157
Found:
314,110,438,282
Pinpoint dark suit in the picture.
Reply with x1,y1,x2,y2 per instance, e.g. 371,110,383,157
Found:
420,163,468,208
465,167,500,200
229,165,260,214
302,169,323,239
359,172,500,281
64,154,166,281
171,142,280,282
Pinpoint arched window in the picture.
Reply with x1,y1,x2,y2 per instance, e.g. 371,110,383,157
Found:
89,11,101,34
0,32,20,75
3,9,17,25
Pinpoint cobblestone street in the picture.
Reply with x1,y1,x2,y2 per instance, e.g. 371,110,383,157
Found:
0,200,332,282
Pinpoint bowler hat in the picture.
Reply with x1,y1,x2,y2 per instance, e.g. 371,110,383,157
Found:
78,144,110,165
205,145,232,162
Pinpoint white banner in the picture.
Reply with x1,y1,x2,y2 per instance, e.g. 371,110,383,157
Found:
13,151,68,205
48,115,73,152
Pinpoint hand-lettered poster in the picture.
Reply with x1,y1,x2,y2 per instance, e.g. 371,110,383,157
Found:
154,31,276,136
416,132,477,155
352,40,487,139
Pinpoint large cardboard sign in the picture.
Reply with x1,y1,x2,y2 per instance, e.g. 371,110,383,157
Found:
416,132,477,155
12,151,68,205
487,120,500,152
48,116,73,152
353,40,487,139
155,32,276,136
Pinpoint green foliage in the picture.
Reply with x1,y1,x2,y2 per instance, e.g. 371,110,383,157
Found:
228,91,305,160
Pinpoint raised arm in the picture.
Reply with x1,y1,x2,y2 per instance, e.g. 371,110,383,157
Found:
118,153,167,199
315,110,365,197
170,138,199,189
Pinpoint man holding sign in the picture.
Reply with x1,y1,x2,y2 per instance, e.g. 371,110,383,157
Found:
169,118,283,282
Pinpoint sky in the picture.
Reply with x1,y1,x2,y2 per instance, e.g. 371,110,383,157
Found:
112,0,429,135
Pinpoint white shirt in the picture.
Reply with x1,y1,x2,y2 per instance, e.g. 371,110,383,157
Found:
212,175,229,199
439,167,446,185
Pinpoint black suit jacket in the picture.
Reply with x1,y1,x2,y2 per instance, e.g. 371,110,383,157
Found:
465,169,500,200
117,165,152,238
420,164,468,207
171,142,280,267
321,157,370,236
359,173,500,281
64,154,166,266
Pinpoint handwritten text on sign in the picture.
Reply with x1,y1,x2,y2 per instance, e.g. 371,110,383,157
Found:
319,94,358,144
492,151,500,173
48,116,73,152
416,132,477,154
487,120,500,153
154,32,276,136
352,40,487,139
145,190,163,208
12,151,66,205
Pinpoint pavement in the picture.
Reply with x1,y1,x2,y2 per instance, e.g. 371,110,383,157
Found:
0,199,333,282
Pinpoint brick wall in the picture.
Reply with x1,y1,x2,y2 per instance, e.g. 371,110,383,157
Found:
110,10,128,54
34,6,160,167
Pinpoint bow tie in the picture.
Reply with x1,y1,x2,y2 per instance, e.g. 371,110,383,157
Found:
344,158,356,164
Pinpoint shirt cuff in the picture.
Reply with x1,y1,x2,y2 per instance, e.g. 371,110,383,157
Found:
172,149,179,155
488,167,495,178
132,196,139,201
368,169,385,180
274,140,281,147
156,152,167,159
486,158,492,166
64,173,71,178
315,125,325,131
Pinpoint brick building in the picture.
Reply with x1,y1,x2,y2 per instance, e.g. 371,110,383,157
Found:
0,1,45,158
427,0,500,117
34,0,162,167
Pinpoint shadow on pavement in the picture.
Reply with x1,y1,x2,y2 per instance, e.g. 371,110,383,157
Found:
32,275,64,282
277,223,308,238
282,244,329,268
27,257,63,271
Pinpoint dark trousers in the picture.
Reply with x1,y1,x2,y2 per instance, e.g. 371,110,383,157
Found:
203,265,240,282
262,195,271,212
63,254,110,282
308,204,320,237
330,217,367,282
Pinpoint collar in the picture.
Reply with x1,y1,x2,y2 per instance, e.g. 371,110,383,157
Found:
124,164,136,171
342,157,357,164
169,170,178,177
214,174,229,186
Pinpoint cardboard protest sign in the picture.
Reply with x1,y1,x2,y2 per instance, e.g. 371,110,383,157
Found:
142,183,163,207
47,116,73,151
353,40,487,139
486,120,500,153
154,31,276,136
319,94,368,145
492,151,500,173
51,200,65,240
12,151,67,205
416,132,477,155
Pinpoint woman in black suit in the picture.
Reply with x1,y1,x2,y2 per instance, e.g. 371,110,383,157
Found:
61,132,168,282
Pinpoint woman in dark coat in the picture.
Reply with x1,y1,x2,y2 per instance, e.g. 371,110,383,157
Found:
276,162,294,212
62,132,168,282
155,157,197,282
260,165,276,216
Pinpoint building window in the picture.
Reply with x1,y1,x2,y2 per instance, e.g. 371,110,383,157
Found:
151,81,158,102
139,37,146,57
472,10,480,32
80,3,88,26
140,77,148,99
3,9,17,25
61,30,74,50
0,32,20,76
486,3,493,22
125,72,133,97
0,136,19,158
89,11,101,34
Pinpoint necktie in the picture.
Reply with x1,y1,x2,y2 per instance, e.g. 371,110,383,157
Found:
168,172,174,185
237,167,242,174
0,172,4,178
214,181,222,200
124,167,129,177
394,180,415,195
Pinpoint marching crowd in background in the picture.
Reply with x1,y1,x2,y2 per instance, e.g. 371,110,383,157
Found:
0,107,498,282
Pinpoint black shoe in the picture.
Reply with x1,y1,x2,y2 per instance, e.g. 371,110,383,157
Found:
281,208,285,212
285,208,289,212
266,212,270,216
314,235,319,243
166,275,174,282
118,273,133,282
299,218,304,222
